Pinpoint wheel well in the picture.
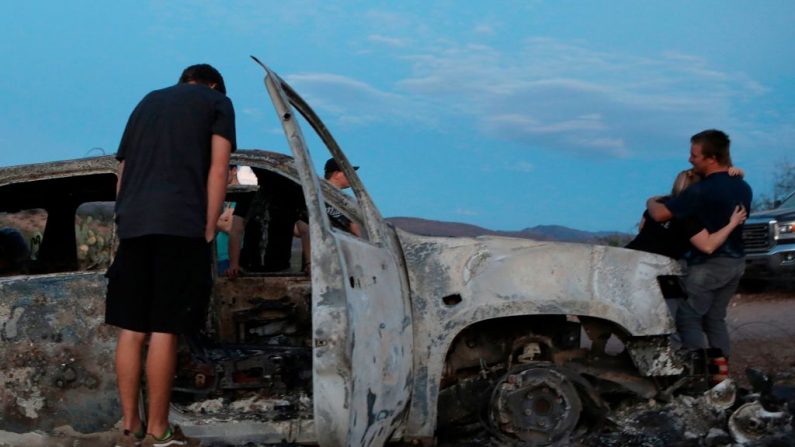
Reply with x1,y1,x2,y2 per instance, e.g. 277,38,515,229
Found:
441,315,631,383
435,315,646,436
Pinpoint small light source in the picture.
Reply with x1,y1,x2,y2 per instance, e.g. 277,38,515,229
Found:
776,221,795,240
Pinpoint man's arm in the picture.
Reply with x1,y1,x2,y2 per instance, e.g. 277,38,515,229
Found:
350,222,362,237
205,134,232,242
646,196,673,222
226,216,245,278
689,205,747,254
116,160,125,195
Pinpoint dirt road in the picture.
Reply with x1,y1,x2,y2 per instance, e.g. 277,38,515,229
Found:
727,289,795,384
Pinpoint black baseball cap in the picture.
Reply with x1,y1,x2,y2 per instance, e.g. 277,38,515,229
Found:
324,158,359,175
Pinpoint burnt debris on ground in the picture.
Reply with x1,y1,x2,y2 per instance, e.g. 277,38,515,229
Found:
432,367,795,447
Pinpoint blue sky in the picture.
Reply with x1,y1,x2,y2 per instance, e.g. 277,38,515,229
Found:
2,1,793,232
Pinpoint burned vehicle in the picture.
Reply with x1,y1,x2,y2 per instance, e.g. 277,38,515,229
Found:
0,62,691,446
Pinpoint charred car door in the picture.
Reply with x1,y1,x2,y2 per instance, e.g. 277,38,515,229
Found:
0,160,120,434
257,61,414,447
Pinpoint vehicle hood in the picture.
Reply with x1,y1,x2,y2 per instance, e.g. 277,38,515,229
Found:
395,229,680,336
748,206,795,221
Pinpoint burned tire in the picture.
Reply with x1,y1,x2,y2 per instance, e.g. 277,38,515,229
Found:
488,365,582,446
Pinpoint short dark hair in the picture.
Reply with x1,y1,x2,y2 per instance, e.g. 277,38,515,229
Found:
691,129,731,166
179,64,226,95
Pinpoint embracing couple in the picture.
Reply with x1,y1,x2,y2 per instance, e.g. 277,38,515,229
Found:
629,129,753,360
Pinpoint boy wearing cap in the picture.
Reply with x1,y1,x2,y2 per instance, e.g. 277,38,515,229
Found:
293,158,361,273
322,158,361,237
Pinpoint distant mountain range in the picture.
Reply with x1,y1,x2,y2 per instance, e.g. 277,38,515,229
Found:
386,216,632,246
67,203,634,245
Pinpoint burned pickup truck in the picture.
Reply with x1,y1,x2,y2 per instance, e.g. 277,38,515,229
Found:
1,63,690,446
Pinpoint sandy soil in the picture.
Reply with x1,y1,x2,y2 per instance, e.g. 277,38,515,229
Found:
727,286,795,386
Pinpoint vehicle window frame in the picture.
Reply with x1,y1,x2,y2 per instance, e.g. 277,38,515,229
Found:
0,170,118,276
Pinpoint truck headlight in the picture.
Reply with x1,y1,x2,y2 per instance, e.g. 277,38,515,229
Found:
776,221,795,240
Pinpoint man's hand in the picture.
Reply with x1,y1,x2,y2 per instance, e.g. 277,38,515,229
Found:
226,215,245,280
728,166,745,178
729,205,747,226
224,263,240,279
350,221,362,237
646,196,673,222
216,203,234,233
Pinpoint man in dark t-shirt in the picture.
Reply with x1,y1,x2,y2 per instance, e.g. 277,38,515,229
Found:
105,64,235,446
647,130,752,358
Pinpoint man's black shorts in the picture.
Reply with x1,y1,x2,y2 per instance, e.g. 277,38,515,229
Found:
105,235,212,334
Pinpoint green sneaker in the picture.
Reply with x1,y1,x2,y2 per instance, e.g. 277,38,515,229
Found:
141,425,200,447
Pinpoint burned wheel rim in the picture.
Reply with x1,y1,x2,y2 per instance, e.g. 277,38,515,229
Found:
489,366,582,446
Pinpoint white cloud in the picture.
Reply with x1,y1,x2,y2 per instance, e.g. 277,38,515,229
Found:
241,107,262,117
473,24,495,35
285,73,418,126
454,207,480,216
485,113,607,134
394,38,769,158
279,35,771,158
368,34,407,48
173,0,777,161
507,161,535,173
363,10,413,28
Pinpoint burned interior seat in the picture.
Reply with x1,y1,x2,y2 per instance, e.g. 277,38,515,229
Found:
239,169,305,273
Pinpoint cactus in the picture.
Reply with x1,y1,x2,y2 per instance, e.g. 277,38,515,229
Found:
75,213,112,270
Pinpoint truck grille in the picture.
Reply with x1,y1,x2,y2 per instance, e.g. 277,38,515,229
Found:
742,222,771,251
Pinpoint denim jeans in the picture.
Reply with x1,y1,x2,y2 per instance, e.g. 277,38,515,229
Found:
677,256,745,357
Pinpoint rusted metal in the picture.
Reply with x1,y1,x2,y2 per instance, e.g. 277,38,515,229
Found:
0,273,118,433
0,156,118,188
399,231,682,437
489,366,582,446
210,276,311,343
261,62,414,447
625,336,685,377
